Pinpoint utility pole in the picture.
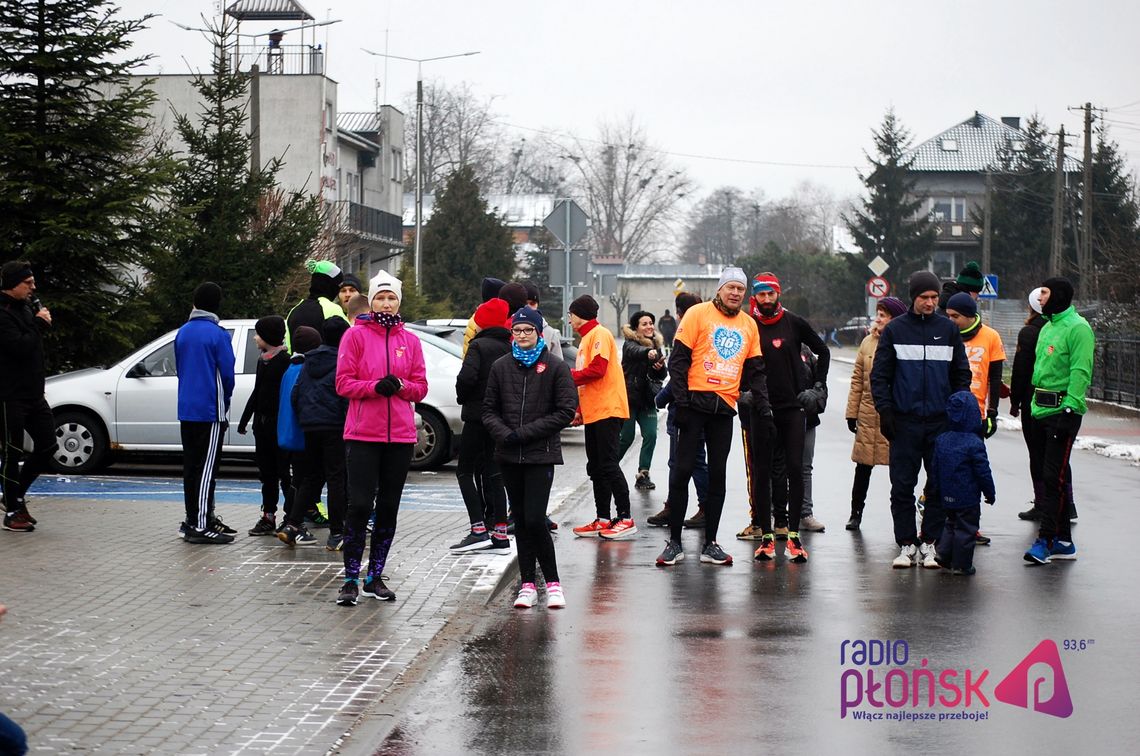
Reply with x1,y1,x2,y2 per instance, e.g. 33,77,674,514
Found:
982,171,992,278
1080,102,1094,300
1049,126,1067,277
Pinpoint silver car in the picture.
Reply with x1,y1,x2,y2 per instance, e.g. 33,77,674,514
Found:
44,319,462,473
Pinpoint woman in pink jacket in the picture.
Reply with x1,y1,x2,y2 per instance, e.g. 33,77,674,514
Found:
334,271,428,606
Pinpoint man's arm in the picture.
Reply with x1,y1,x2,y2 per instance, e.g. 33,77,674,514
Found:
798,316,830,383
986,360,1003,414
667,342,693,404
870,326,897,413
570,354,608,386
1062,322,1096,414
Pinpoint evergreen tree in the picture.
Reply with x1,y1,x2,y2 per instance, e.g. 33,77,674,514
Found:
1088,130,1140,304
420,165,515,315
146,19,322,332
844,109,936,292
736,241,864,325
0,0,179,370
982,115,1068,297
394,257,452,321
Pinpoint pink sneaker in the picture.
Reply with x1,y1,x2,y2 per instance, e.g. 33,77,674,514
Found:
546,582,566,609
514,582,538,608
599,518,638,540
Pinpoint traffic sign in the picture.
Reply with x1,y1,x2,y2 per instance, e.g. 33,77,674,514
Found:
867,276,890,299
979,274,999,299
868,255,890,277
543,199,589,247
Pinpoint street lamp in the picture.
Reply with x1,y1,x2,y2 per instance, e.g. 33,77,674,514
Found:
361,48,481,288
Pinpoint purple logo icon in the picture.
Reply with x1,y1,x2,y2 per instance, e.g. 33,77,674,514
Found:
993,640,1073,718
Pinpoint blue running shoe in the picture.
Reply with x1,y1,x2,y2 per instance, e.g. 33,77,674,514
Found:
1049,540,1077,560
1024,538,1052,565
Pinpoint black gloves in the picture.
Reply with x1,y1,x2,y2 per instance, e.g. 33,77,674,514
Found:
982,409,998,439
374,375,401,396
506,430,520,444
847,418,858,434
878,409,896,441
797,382,827,415
1056,408,1082,435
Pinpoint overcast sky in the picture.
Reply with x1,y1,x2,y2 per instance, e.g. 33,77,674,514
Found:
114,0,1140,206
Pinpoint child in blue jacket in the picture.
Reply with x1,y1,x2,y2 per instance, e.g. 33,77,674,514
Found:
932,391,996,574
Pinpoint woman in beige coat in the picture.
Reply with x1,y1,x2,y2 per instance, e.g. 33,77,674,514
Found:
844,296,908,530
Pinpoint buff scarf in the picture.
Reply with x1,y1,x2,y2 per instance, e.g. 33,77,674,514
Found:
750,298,785,325
373,311,402,328
512,337,546,367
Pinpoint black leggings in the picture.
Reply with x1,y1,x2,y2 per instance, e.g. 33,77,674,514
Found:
456,421,507,527
501,463,558,584
851,463,875,511
287,429,346,534
1025,414,1078,542
668,409,734,544
0,397,55,505
342,441,413,582
253,430,292,515
745,407,806,533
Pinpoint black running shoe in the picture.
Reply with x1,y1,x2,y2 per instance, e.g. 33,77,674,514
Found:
185,526,235,544
208,516,237,535
336,581,359,606
248,516,277,536
361,576,396,601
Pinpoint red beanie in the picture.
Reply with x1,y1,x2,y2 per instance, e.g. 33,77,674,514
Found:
473,297,509,329
751,272,781,296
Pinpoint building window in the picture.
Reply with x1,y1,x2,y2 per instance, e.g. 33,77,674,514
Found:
929,197,967,222
391,148,402,182
940,138,959,152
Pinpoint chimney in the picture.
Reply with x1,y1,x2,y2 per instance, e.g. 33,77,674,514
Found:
1001,116,1021,131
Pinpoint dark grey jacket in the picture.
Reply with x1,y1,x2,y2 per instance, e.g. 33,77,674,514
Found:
482,348,577,465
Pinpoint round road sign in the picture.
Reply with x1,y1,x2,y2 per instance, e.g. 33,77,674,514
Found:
867,276,890,298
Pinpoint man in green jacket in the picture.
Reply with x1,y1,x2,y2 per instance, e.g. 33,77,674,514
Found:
1023,277,1094,565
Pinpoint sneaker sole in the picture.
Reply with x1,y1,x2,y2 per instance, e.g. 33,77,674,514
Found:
1024,553,1051,564
1049,553,1077,561
185,536,233,544
449,540,493,553
547,601,566,609
296,540,319,547
336,597,358,607
485,545,512,555
2,525,34,532
656,552,685,566
736,532,765,541
892,560,916,569
599,528,639,540
754,553,775,562
513,601,536,608
922,561,940,569
699,554,733,565
362,592,396,601
276,533,297,547
572,530,605,538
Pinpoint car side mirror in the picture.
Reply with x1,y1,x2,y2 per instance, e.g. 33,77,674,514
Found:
126,362,149,378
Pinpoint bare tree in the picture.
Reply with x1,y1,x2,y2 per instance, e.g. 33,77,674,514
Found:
403,80,502,193
682,187,748,265
562,117,692,264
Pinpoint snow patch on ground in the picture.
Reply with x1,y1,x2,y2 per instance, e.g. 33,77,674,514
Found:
998,415,1140,466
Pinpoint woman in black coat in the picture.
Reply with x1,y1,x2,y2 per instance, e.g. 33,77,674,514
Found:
618,311,667,490
483,308,577,609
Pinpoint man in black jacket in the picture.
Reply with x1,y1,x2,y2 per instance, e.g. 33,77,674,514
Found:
482,308,578,609
738,272,830,562
871,270,971,570
0,261,55,532
451,297,513,554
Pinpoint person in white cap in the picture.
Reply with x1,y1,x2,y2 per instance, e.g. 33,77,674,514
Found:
655,266,770,567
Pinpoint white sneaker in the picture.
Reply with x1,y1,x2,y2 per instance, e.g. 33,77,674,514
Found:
919,543,939,569
892,544,918,569
514,582,538,608
546,582,566,609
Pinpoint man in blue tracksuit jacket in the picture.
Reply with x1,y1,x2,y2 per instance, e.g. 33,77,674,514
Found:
175,282,236,544
871,270,971,569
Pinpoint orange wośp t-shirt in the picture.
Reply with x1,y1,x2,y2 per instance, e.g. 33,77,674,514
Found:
575,323,629,423
674,301,762,410
964,323,1006,416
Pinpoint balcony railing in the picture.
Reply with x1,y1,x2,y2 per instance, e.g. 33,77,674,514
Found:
340,201,403,244
228,43,325,76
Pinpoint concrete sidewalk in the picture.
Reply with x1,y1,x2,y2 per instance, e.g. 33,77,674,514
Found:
0,442,585,754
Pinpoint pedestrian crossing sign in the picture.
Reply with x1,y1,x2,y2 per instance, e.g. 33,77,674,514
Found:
979,274,998,299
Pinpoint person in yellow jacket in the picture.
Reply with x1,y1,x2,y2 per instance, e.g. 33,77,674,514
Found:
285,259,350,352
567,295,636,540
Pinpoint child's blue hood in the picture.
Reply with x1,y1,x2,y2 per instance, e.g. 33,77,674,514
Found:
946,390,980,432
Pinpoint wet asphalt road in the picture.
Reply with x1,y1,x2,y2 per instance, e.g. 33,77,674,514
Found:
371,360,1140,755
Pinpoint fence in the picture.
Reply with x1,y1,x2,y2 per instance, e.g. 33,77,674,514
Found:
1090,337,1140,409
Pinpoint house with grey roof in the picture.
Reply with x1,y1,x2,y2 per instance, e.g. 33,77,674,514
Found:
905,112,1080,280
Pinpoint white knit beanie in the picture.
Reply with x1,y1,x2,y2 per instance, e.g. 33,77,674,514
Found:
368,270,403,303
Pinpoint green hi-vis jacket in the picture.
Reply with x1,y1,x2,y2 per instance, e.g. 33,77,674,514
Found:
1030,305,1095,419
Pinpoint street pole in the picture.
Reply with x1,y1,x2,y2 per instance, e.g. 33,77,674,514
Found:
563,198,572,338
1081,102,1094,301
415,69,423,288
982,170,991,278
1050,126,1067,277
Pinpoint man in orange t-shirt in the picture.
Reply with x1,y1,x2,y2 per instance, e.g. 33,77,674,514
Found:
567,295,636,540
655,267,771,568
945,293,1006,435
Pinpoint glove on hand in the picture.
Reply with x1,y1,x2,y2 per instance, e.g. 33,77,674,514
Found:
374,375,401,396
878,409,896,441
755,412,777,441
983,409,998,439
847,418,858,434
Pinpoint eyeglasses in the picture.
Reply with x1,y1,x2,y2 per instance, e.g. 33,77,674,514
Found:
511,327,536,336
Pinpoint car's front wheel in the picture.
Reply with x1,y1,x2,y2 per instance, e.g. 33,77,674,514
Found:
50,410,110,474
411,406,451,470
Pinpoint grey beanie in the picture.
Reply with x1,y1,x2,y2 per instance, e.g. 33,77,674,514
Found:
717,266,747,291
